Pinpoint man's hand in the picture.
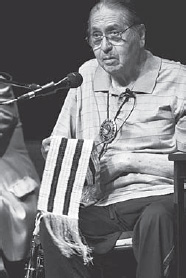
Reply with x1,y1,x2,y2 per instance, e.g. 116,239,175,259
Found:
100,152,174,185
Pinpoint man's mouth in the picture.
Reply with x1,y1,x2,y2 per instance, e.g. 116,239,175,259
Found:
103,56,116,60
103,56,117,65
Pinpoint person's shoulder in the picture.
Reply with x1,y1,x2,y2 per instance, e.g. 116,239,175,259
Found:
157,56,186,84
79,59,98,76
161,56,186,73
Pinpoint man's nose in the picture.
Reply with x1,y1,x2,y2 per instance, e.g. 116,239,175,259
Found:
100,36,113,52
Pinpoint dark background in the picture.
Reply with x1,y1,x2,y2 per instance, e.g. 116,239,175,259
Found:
0,0,185,140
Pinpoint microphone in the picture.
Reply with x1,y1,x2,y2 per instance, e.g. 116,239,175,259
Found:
2,72,83,104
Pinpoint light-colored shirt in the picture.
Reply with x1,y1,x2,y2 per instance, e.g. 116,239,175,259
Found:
51,51,186,206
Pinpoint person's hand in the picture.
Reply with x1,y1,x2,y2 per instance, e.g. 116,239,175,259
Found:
100,152,130,185
100,151,173,185
41,137,51,159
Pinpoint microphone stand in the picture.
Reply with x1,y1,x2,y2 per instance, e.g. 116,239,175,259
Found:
0,78,41,105
0,78,40,90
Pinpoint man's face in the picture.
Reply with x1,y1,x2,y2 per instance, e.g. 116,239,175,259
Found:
89,6,144,79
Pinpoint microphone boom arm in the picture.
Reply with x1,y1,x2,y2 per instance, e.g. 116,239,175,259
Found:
0,78,40,90
0,72,83,105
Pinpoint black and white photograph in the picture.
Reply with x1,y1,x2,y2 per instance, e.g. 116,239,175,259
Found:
0,1,186,278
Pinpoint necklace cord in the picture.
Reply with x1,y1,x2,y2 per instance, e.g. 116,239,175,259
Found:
116,90,136,134
98,88,136,159
107,91,109,119
114,88,134,120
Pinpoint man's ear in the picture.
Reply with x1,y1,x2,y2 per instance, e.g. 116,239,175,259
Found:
138,24,146,48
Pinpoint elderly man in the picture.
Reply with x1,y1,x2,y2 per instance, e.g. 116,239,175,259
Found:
40,0,186,277
0,73,40,278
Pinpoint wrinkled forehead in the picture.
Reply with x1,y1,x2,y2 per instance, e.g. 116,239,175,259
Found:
89,5,131,30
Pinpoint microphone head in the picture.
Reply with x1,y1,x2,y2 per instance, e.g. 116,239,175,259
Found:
67,72,83,88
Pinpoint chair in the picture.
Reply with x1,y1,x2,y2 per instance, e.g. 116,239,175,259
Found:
168,152,186,278
114,231,133,251
92,231,136,278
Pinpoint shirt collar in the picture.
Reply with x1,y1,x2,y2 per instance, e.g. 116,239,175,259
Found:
93,50,162,94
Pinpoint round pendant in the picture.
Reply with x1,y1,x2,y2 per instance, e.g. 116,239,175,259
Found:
99,119,117,143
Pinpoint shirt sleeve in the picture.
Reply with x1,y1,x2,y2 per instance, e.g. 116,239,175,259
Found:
51,87,77,138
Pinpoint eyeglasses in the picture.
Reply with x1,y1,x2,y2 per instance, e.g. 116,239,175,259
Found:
87,24,136,50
